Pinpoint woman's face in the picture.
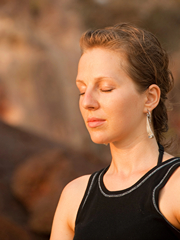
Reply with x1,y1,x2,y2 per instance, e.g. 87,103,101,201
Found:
76,48,147,146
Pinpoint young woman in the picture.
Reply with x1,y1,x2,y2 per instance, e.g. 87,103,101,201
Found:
50,23,180,239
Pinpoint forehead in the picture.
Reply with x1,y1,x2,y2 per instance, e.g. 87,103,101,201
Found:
77,48,126,80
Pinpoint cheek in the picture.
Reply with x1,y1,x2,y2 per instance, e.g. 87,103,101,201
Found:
79,101,83,115
107,93,141,120
79,100,86,121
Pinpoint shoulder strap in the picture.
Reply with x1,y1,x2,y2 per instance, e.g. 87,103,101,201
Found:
153,157,180,236
75,169,103,225
155,158,180,193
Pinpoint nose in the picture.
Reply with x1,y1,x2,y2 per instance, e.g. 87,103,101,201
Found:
81,89,100,110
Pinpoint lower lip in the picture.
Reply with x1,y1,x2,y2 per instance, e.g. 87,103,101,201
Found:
87,120,106,128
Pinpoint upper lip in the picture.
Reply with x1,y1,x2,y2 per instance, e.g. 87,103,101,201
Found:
87,117,106,122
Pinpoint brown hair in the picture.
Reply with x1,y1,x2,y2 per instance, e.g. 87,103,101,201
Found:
79,23,174,146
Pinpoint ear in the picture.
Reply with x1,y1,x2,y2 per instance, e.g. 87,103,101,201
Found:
143,84,161,113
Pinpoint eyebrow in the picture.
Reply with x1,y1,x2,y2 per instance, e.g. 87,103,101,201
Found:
76,76,114,84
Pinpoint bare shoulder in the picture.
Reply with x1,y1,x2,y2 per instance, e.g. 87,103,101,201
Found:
56,175,91,228
61,174,91,216
61,174,91,213
50,175,91,240
63,174,91,197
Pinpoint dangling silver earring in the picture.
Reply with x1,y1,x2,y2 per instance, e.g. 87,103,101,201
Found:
146,110,154,139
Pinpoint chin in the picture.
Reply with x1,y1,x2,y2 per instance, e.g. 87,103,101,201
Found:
90,135,108,145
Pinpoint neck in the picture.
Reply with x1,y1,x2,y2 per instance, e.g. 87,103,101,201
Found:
109,138,159,175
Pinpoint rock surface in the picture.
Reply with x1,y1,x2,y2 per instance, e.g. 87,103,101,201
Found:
0,0,180,239
0,120,60,240
0,120,107,238
12,148,106,234
0,0,180,154
0,216,31,240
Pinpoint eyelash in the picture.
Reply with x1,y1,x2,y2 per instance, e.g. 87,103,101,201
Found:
101,89,113,92
79,89,113,96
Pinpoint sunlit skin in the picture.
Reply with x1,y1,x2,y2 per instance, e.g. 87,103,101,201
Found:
76,47,162,185
76,48,148,147
50,48,180,240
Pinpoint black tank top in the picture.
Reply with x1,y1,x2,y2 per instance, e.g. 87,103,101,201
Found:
73,146,180,240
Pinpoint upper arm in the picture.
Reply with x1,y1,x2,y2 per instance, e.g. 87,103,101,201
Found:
50,175,90,240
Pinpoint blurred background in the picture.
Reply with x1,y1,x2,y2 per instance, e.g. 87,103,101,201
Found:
0,0,180,239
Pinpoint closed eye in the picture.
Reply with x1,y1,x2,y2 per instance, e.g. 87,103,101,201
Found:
79,89,113,96
101,89,113,92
